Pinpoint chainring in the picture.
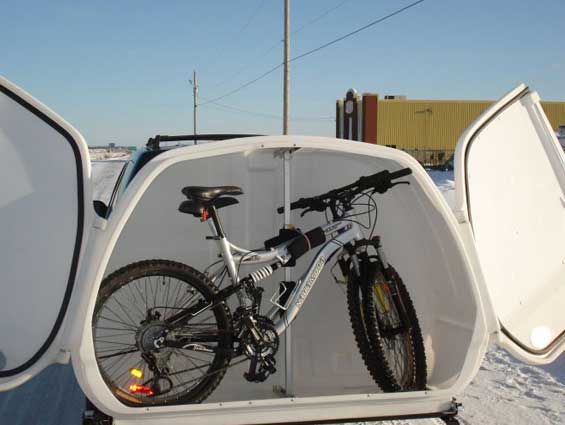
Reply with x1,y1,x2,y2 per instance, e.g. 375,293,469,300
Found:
240,315,279,358
240,315,279,382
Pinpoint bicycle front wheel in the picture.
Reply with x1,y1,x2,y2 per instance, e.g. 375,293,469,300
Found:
347,261,427,392
92,260,233,406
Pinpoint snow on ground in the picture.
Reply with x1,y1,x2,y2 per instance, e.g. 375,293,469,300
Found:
426,170,456,209
88,148,131,161
0,164,562,425
91,160,127,204
460,348,564,425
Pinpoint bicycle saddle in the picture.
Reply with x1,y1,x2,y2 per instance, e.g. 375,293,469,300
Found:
182,186,243,201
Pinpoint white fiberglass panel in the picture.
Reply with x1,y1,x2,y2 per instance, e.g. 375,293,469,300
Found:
103,142,479,405
463,90,565,357
0,78,88,378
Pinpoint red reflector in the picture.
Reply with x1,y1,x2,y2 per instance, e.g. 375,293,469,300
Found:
129,384,154,396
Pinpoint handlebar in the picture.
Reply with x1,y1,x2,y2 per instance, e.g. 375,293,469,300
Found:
277,167,412,215
389,167,413,180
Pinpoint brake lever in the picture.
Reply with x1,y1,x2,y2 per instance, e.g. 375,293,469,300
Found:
370,180,410,195
371,185,387,195
300,208,314,217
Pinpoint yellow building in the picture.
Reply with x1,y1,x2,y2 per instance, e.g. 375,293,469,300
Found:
336,89,565,165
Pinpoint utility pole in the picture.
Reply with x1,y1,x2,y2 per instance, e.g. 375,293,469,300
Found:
282,0,293,398
283,0,290,135
190,70,198,144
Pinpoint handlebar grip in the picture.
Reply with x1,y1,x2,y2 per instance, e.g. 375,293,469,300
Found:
277,197,310,214
389,167,412,180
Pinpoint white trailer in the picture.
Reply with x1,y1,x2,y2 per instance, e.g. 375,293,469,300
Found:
0,76,563,424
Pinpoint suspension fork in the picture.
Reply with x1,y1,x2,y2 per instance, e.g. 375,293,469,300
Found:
355,237,412,330
376,260,412,331
337,242,357,279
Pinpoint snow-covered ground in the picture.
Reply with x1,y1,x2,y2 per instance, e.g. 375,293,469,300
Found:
88,148,131,161
461,349,564,425
91,161,127,204
0,161,562,425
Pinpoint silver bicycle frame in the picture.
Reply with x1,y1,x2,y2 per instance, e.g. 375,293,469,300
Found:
208,220,364,335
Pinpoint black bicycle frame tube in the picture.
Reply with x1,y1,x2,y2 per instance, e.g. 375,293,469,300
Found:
165,282,244,326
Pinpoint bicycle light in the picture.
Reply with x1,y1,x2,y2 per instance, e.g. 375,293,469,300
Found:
129,368,144,379
129,384,153,396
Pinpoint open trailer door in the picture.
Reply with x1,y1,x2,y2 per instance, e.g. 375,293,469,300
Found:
454,84,565,364
0,76,91,389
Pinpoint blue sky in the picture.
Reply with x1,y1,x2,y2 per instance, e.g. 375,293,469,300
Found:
1,0,564,146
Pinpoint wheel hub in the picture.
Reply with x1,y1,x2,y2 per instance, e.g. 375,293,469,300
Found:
135,321,168,351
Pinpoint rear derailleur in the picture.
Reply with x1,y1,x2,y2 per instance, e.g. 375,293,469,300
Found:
236,314,279,383
139,351,174,396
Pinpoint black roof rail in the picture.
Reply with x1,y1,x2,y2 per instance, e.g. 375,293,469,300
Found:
146,134,263,150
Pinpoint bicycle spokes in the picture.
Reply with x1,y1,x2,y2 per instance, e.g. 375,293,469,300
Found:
94,270,229,404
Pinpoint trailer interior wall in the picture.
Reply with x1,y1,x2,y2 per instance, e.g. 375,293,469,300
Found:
103,144,480,405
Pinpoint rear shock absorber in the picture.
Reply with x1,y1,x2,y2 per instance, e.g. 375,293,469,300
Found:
238,262,281,310
249,264,275,284
246,262,286,303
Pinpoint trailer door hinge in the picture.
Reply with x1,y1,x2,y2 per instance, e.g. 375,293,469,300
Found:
440,398,462,424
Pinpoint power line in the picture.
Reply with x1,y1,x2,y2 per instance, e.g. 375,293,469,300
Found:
202,102,281,120
198,63,283,106
208,39,281,90
234,0,267,40
209,0,350,90
290,0,425,63
201,99,334,121
199,0,426,106
292,0,350,36
199,0,267,73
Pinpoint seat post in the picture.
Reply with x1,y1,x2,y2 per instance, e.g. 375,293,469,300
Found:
208,205,226,239
207,205,241,285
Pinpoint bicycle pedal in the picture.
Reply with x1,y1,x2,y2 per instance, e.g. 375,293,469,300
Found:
244,368,275,383
243,371,261,382
244,354,277,383
244,368,271,383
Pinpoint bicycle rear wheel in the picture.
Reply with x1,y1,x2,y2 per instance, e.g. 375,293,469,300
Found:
347,256,427,391
93,260,233,406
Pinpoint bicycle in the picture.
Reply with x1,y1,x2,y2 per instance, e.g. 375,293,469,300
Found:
92,167,427,406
